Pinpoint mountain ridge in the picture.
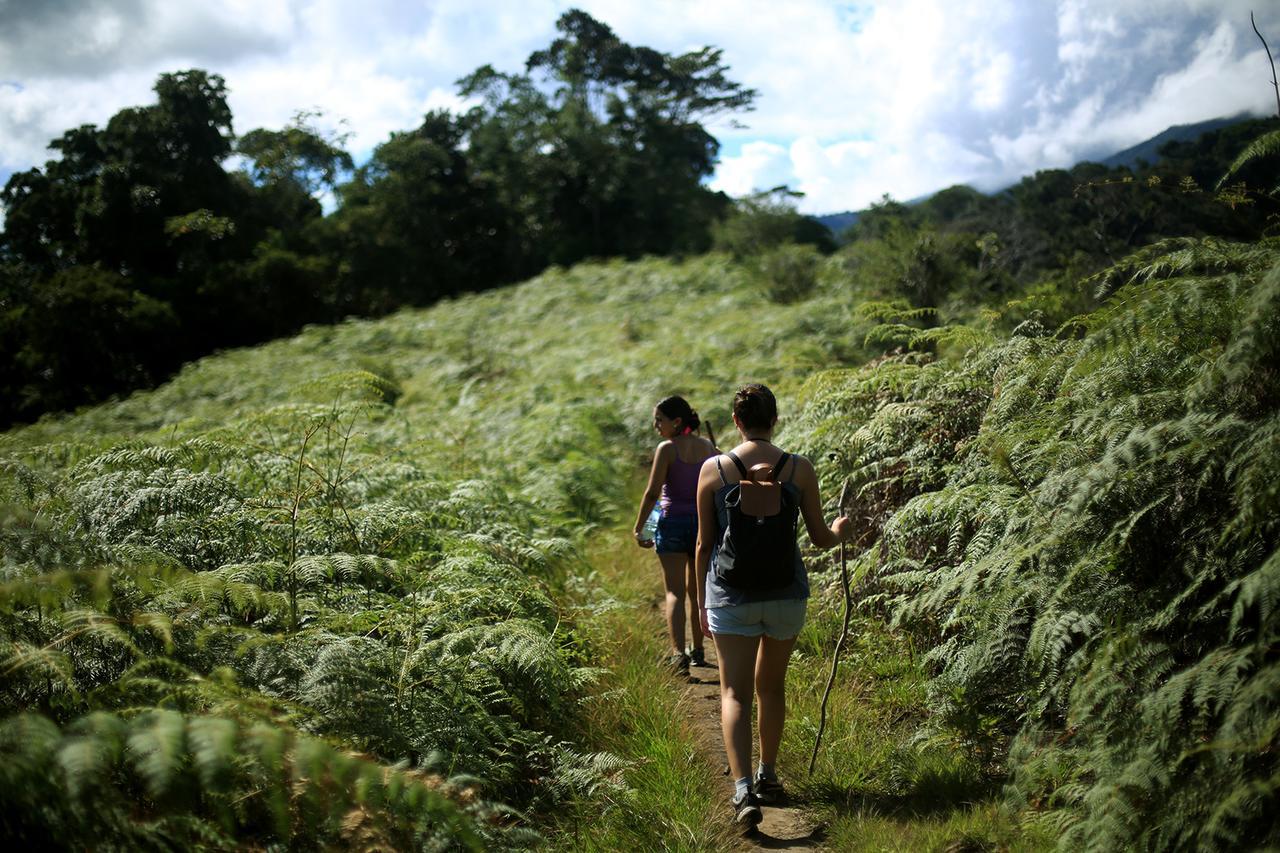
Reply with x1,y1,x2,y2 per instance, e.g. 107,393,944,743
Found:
811,113,1262,236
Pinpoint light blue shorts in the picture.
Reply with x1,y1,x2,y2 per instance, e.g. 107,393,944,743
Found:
706,598,807,640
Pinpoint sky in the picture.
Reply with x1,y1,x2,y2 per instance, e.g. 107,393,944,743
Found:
1,0,1277,215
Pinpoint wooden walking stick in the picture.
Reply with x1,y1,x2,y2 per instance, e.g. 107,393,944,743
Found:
809,480,852,776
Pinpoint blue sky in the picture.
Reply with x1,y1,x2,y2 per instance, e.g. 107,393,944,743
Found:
1,0,1277,214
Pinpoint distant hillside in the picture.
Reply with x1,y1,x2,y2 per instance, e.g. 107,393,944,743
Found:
1097,114,1254,170
814,210,859,235
813,113,1261,237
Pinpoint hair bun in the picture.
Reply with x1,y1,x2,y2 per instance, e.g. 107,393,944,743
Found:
733,383,777,431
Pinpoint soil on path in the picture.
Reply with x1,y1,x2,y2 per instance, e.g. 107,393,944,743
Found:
677,642,825,850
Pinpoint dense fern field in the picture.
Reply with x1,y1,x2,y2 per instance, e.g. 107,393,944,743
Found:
3,220,1279,847
0,256,867,847
791,236,1280,848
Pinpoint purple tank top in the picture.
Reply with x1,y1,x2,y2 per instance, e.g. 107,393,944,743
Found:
660,457,701,517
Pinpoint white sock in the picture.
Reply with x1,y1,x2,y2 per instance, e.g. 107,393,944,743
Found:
734,776,751,799
756,761,776,781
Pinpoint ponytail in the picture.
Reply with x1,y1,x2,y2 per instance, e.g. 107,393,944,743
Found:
656,395,700,435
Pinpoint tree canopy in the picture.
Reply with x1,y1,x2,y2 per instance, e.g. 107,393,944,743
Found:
0,9,1274,428
0,10,757,425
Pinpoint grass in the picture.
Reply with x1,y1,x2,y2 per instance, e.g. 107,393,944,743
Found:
2,252,867,848
778,573,1053,852
552,482,1052,852
546,524,735,851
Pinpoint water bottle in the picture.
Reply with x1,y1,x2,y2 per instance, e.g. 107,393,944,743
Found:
641,506,660,544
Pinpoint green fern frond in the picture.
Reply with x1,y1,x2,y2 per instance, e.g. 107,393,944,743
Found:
1088,237,1276,300
126,709,189,800
1216,128,1280,191
57,712,127,798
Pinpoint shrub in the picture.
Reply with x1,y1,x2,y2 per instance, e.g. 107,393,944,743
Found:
756,244,822,304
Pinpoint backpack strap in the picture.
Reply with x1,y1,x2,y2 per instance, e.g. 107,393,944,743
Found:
769,452,792,482
714,456,728,486
728,450,793,482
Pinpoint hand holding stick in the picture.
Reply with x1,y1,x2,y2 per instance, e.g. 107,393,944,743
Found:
809,480,853,777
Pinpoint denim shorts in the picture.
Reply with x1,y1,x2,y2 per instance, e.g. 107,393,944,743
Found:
654,514,697,556
706,598,807,640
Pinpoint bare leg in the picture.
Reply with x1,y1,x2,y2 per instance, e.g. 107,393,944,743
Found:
657,552,688,654
684,556,704,652
714,632,761,780
755,634,797,766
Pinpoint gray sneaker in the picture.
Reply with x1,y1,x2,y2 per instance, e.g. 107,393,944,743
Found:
732,790,762,826
753,773,785,804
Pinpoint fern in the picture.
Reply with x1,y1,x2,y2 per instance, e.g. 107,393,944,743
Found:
1216,128,1280,192
0,709,499,849
793,235,1280,848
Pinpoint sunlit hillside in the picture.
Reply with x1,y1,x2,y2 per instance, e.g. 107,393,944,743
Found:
0,253,876,848
5,211,1280,848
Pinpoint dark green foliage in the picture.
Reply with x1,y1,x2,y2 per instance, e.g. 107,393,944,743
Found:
0,710,489,850
790,236,1280,849
711,189,835,306
455,9,755,268
845,195,926,242
0,72,349,425
834,120,1275,332
1160,116,1280,191
1,70,238,278
755,244,824,304
712,188,836,259
0,9,758,426
236,114,354,200
3,266,177,415
331,111,517,312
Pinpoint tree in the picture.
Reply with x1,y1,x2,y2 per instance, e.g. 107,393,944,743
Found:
457,8,756,266
0,70,349,423
3,266,176,419
332,111,515,311
1,70,240,282
237,112,353,217
711,187,835,259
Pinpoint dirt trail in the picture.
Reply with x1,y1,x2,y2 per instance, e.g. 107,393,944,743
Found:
678,644,825,850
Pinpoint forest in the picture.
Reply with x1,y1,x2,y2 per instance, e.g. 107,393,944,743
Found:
3,7,1280,851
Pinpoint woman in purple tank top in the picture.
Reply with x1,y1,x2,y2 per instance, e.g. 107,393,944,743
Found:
633,395,717,674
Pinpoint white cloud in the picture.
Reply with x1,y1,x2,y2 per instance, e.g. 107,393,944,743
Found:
0,72,158,170
1,0,1278,215
971,50,1015,112
710,141,791,197
985,18,1274,181
689,0,1280,211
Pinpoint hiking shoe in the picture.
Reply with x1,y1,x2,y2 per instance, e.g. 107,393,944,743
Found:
688,647,707,667
732,790,763,827
753,773,785,804
665,651,690,675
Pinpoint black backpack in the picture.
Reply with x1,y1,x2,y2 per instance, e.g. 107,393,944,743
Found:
715,451,800,591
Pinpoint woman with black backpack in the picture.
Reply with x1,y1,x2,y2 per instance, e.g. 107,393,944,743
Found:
695,383,851,828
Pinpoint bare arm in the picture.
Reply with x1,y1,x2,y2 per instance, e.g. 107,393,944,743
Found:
792,454,850,550
632,442,674,545
695,456,722,610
